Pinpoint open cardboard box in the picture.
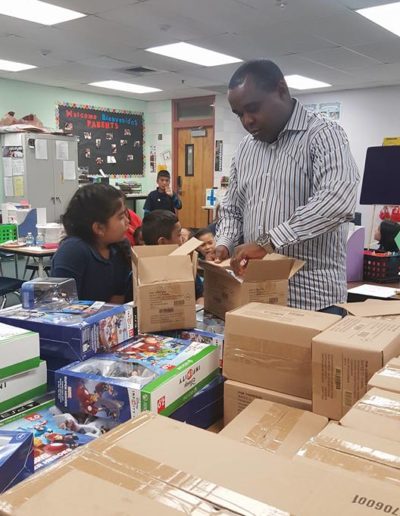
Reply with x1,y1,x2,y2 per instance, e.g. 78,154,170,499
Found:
202,253,304,319
132,239,201,333
338,299,400,318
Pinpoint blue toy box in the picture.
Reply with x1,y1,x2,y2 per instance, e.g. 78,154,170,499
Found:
0,399,116,472
0,302,136,362
0,430,34,493
55,334,219,423
170,374,224,429
163,310,225,367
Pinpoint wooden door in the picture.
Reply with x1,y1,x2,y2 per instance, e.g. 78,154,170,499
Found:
176,127,214,229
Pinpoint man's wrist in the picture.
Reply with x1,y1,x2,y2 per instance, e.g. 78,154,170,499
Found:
256,233,275,254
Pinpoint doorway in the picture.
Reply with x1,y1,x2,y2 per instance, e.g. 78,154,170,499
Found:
173,97,215,229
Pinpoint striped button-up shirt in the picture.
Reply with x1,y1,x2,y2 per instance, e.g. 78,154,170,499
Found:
216,100,360,311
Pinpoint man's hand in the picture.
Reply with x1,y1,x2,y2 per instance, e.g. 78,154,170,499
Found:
166,186,173,197
230,243,267,276
208,245,229,263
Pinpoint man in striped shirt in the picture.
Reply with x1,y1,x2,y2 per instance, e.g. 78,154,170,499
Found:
215,60,359,311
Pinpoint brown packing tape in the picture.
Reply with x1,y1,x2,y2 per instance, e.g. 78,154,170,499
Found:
354,392,400,420
312,432,400,470
224,334,311,371
0,430,291,516
242,404,303,453
297,442,400,487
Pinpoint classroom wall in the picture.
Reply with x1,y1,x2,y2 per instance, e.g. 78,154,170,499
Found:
0,77,148,207
298,85,400,244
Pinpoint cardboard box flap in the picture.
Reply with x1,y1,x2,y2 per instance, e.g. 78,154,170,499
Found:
202,254,304,283
132,245,178,266
244,258,293,282
169,237,202,256
138,255,194,284
338,300,400,317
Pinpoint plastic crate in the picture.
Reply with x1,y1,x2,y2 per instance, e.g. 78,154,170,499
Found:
363,250,400,283
0,224,18,244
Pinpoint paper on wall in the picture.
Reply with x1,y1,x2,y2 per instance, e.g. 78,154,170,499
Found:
35,139,48,160
2,158,12,177
63,160,76,180
12,159,24,176
13,176,24,196
4,177,13,196
56,140,69,160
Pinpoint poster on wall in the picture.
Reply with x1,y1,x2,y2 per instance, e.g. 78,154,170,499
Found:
215,140,223,172
57,103,144,177
304,102,341,121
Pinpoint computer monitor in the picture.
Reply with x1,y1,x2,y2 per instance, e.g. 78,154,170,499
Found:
360,146,400,205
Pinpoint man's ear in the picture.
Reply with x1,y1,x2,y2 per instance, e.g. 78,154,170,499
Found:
157,236,167,245
277,78,290,99
92,221,105,238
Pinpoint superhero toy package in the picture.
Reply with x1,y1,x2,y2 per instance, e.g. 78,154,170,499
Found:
0,302,136,362
0,430,34,493
0,399,116,472
55,334,219,423
164,310,225,367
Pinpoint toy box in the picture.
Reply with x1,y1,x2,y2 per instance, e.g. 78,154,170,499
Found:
0,302,136,362
164,310,225,367
55,335,219,423
0,361,47,413
0,430,34,493
21,277,78,310
45,356,73,389
169,374,224,429
0,323,40,380
0,400,116,472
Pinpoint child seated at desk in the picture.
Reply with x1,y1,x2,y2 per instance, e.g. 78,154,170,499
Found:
375,219,400,252
142,210,203,300
51,184,132,303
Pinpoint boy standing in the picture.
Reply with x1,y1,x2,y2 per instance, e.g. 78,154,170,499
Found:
144,170,182,214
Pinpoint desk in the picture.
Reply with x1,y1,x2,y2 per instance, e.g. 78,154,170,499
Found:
0,246,57,278
125,194,148,213
347,280,400,302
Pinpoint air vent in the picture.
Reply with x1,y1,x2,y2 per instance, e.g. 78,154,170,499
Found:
125,66,157,74
199,84,228,94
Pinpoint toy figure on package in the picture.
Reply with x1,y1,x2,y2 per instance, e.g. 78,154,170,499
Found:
56,335,220,422
0,402,116,471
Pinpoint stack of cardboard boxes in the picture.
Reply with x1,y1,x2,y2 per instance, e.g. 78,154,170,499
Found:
222,302,341,423
293,355,400,488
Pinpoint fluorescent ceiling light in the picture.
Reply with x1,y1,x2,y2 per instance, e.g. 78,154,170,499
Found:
356,2,400,37
89,80,162,94
285,74,331,90
146,42,242,67
0,58,36,72
0,0,85,25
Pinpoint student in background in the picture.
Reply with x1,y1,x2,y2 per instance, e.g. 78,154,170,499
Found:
375,219,400,252
181,227,193,244
124,208,142,246
51,184,132,303
142,210,203,300
143,170,182,214
194,228,216,259
133,226,144,246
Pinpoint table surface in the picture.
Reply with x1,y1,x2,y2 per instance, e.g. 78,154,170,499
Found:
0,245,57,256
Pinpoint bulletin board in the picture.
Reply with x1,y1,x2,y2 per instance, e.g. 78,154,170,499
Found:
57,102,144,177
